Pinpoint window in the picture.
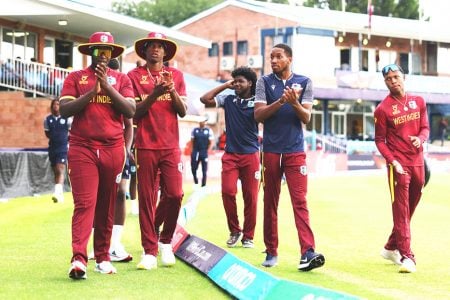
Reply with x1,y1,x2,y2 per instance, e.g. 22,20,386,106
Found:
340,49,350,70
208,42,219,57
223,41,233,56
237,41,248,55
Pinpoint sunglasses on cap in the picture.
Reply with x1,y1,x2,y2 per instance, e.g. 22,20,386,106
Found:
91,48,112,58
381,64,403,77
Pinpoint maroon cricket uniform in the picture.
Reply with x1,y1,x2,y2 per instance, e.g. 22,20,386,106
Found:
61,67,134,264
127,66,186,255
216,94,260,241
374,94,429,261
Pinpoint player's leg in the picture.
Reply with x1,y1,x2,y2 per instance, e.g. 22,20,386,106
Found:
110,160,132,262
221,153,241,247
136,149,159,270
50,151,66,203
201,156,208,186
93,146,124,274
191,151,199,185
67,145,99,279
261,152,282,267
284,152,324,271
239,152,260,248
158,149,183,266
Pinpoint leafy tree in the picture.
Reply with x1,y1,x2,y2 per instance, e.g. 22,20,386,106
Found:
112,0,290,26
303,0,419,20
112,0,222,27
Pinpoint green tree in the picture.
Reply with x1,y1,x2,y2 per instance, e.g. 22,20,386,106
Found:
112,0,290,26
112,0,222,27
303,0,419,20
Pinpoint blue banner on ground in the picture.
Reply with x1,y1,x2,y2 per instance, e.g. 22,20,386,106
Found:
265,279,360,300
207,253,279,300
175,235,227,275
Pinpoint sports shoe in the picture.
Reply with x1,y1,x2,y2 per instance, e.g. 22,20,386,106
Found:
68,260,87,280
380,248,402,265
52,193,64,203
261,253,278,267
110,245,133,262
159,243,176,266
137,254,157,270
241,239,254,248
94,261,117,274
226,232,243,248
298,248,325,271
399,257,416,273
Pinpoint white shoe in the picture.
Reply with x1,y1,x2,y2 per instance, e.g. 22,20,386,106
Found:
159,243,176,266
68,260,87,280
380,248,402,265
110,244,133,262
399,258,416,273
137,254,157,270
94,261,117,274
52,193,64,203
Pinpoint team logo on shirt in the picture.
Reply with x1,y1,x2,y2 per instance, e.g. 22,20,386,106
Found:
140,75,149,84
271,84,276,90
408,100,417,110
60,119,66,124
391,104,401,115
247,101,254,108
300,165,307,175
79,76,89,85
107,76,116,85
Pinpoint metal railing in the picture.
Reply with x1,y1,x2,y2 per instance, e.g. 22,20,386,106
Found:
0,58,70,98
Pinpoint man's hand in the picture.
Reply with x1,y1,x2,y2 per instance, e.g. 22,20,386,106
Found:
392,160,407,175
409,136,422,148
95,62,109,90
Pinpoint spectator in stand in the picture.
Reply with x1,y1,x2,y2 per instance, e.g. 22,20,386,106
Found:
44,99,71,203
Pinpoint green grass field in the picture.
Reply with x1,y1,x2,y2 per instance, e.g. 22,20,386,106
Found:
1,171,449,299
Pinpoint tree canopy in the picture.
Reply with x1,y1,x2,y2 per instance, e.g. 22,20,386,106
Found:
302,0,419,20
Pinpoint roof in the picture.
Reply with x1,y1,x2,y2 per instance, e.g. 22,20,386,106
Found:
1,0,211,48
174,0,450,44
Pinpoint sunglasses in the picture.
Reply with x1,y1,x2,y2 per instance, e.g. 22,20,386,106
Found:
91,48,112,58
382,64,403,77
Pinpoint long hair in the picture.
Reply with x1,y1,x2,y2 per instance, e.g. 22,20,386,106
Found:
231,66,258,96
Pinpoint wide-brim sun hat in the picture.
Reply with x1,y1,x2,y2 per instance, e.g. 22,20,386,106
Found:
134,32,178,62
78,32,125,58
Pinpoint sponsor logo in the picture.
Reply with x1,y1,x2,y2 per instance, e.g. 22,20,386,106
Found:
140,75,149,84
393,111,420,126
392,104,400,115
79,75,89,85
186,240,212,261
222,263,256,291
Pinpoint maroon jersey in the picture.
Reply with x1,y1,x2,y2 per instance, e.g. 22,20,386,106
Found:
374,94,429,166
127,66,186,150
60,67,134,148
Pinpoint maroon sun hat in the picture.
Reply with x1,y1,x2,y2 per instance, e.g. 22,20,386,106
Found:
78,32,125,58
134,32,178,62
